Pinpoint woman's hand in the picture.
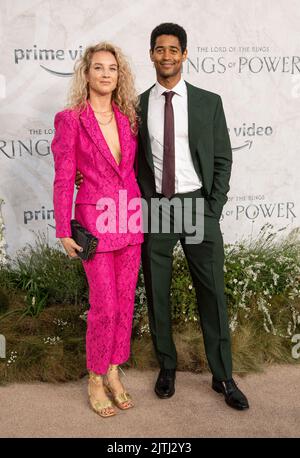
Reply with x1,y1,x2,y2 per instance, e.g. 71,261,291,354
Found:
60,237,83,258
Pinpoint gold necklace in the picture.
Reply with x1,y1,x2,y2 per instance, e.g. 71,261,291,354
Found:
96,113,114,126
93,109,113,114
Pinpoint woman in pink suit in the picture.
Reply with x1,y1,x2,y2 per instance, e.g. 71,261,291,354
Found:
51,42,143,418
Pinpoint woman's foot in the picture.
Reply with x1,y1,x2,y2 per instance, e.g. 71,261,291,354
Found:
88,371,116,417
104,365,134,410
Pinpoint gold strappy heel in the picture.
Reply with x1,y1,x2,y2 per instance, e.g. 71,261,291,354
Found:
104,365,134,410
88,371,116,418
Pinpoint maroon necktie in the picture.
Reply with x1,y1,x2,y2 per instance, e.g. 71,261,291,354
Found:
162,91,175,198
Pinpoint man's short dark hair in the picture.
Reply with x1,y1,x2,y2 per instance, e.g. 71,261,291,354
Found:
150,23,187,53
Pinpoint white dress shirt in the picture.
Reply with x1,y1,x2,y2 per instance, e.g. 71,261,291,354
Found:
148,78,202,194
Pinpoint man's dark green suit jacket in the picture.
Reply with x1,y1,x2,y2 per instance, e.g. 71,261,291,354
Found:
136,81,232,220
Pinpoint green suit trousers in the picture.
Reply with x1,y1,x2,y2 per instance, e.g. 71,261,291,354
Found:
141,188,233,381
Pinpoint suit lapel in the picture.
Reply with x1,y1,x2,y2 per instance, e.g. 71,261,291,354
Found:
186,81,212,195
80,101,122,177
186,81,207,157
112,102,131,176
139,86,155,172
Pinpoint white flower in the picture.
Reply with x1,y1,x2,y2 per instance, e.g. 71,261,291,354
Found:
229,314,238,332
53,318,68,327
6,351,18,366
137,323,150,336
79,311,88,322
43,336,62,345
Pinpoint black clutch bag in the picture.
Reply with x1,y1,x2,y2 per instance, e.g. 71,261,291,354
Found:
70,219,98,260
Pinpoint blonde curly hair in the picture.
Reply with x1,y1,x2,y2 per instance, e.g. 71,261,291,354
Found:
66,42,139,135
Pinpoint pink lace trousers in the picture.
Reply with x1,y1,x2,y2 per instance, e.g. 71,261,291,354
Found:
82,244,141,375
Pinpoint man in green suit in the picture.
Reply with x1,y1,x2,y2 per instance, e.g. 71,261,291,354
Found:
138,23,249,410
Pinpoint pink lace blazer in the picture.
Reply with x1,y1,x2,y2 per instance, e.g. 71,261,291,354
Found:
51,101,144,252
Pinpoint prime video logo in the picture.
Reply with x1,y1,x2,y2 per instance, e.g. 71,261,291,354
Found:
14,45,84,77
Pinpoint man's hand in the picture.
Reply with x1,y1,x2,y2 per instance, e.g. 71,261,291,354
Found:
60,237,83,258
75,170,84,189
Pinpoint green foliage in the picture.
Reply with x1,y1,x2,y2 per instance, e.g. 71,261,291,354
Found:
224,224,300,336
171,246,198,322
157,224,300,339
0,304,87,383
0,289,9,314
0,234,89,317
0,225,299,383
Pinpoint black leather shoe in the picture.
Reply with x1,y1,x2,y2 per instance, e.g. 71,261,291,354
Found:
212,377,249,410
155,369,176,399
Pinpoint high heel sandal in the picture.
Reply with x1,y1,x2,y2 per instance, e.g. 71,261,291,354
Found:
104,365,134,410
88,371,116,418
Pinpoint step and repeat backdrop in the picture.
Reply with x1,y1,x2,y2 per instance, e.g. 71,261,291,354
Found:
0,0,299,256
